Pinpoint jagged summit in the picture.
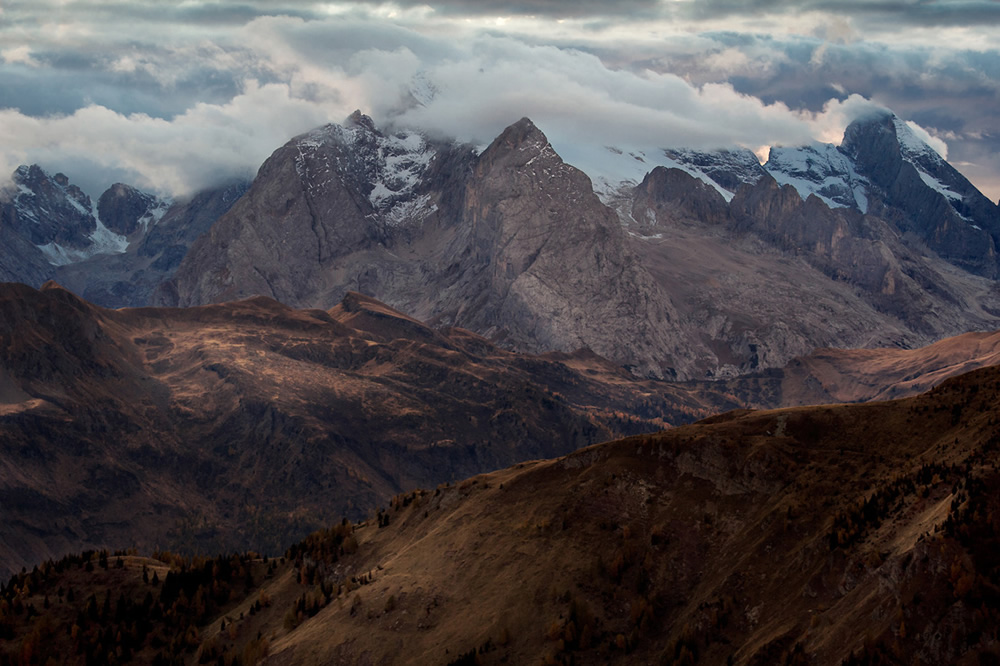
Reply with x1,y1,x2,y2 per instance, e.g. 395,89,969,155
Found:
481,117,558,168
2,164,135,267
501,116,543,140
168,114,690,378
289,111,441,222
8,165,97,248
837,110,1000,277
662,147,767,197
765,141,869,211
344,108,377,132
97,182,167,236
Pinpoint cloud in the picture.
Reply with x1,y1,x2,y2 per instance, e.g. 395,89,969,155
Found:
1,1,999,202
327,0,663,18
0,22,824,198
681,0,1000,27
1,46,39,67
0,81,336,197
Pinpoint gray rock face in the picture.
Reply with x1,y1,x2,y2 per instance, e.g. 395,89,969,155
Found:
662,148,767,193
57,180,248,308
168,115,691,377
0,204,51,286
618,151,1000,376
97,183,159,236
630,167,730,229
7,165,96,250
439,118,691,377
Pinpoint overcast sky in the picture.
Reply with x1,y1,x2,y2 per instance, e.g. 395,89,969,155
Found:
2,0,999,202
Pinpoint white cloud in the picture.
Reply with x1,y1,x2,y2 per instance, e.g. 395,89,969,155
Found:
1,46,39,67
905,120,948,160
0,81,337,197
0,16,830,197
0,2,996,201
806,94,889,145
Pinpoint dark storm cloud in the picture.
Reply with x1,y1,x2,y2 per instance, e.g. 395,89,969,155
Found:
2,1,323,26
684,0,1000,26
0,48,255,120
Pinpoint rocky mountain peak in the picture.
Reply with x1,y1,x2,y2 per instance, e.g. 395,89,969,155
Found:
490,117,548,153
838,110,1000,277
630,166,730,229
839,110,903,184
345,109,377,133
8,164,97,252
97,183,162,236
661,147,767,196
505,116,542,139
476,117,567,178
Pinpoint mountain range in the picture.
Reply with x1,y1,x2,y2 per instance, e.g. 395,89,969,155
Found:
3,109,999,380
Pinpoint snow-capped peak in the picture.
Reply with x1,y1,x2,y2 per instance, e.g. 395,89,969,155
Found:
5,164,134,266
577,144,765,207
764,142,869,213
293,113,439,229
892,116,946,163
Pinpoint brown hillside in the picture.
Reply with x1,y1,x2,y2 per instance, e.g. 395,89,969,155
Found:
0,282,726,577
262,366,1000,665
4,366,1000,665
4,280,1000,580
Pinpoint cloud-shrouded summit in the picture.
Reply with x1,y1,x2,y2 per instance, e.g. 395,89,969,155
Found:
2,1,999,200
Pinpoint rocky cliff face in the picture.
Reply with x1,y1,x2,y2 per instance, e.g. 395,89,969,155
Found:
629,166,730,229
162,112,420,307
805,111,1000,278
167,115,692,377
620,166,1000,375
7,165,97,250
437,118,691,377
0,203,51,285
96,183,163,236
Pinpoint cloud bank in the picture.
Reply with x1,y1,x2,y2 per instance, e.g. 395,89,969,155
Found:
1,1,998,201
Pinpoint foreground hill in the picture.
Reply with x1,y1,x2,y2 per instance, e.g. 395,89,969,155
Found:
4,366,1000,665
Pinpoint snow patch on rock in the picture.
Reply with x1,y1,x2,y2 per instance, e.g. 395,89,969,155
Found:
765,143,870,213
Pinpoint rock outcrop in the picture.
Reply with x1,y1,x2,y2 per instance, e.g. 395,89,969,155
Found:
5,165,97,253
57,180,248,307
96,183,161,236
